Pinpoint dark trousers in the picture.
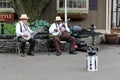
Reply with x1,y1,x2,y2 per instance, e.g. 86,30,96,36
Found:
17,36,36,53
53,32,76,52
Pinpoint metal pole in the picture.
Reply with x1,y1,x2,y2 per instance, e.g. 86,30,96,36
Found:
65,0,67,26
1,23,4,34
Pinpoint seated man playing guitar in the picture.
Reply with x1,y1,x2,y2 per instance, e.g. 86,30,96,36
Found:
16,14,40,57
49,16,77,56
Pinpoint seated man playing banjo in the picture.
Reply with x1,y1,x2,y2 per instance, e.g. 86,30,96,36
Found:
16,14,40,57
49,16,77,56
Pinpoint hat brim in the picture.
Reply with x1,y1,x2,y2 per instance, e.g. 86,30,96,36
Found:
19,17,29,19
54,19,62,21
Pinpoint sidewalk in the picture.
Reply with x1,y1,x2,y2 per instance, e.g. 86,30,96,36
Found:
0,44,120,80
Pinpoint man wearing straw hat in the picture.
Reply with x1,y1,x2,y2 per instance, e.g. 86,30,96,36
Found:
16,14,39,57
49,16,77,56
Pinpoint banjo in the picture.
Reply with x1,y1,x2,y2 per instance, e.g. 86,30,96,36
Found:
51,23,63,37
51,29,62,37
22,30,39,40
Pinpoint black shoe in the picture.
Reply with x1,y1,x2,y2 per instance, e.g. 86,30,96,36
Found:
20,53,25,57
69,50,77,55
56,51,62,56
27,53,34,56
27,52,34,56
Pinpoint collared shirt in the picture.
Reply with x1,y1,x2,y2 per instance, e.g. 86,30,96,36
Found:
16,21,33,36
49,23,70,34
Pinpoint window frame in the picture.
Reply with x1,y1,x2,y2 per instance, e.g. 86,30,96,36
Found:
0,0,14,13
57,0,89,13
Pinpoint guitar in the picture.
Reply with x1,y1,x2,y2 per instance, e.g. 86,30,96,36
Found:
22,30,40,40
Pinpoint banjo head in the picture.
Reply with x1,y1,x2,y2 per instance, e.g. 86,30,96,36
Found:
23,31,31,40
52,30,61,37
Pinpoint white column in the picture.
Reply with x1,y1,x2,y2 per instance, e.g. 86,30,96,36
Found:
106,0,109,33
106,0,112,33
108,0,112,32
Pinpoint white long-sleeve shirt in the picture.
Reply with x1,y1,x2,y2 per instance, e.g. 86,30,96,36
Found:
16,21,33,36
49,23,70,34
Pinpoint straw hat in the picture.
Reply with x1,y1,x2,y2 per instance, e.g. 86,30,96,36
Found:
54,16,62,21
19,14,29,19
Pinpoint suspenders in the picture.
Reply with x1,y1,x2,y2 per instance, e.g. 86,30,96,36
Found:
19,22,27,32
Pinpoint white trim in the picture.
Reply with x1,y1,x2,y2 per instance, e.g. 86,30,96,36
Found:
57,0,89,13
0,8,15,13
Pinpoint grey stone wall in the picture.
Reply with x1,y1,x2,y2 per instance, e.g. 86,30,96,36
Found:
0,39,50,53
0,35,103,53
0,39,16,53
